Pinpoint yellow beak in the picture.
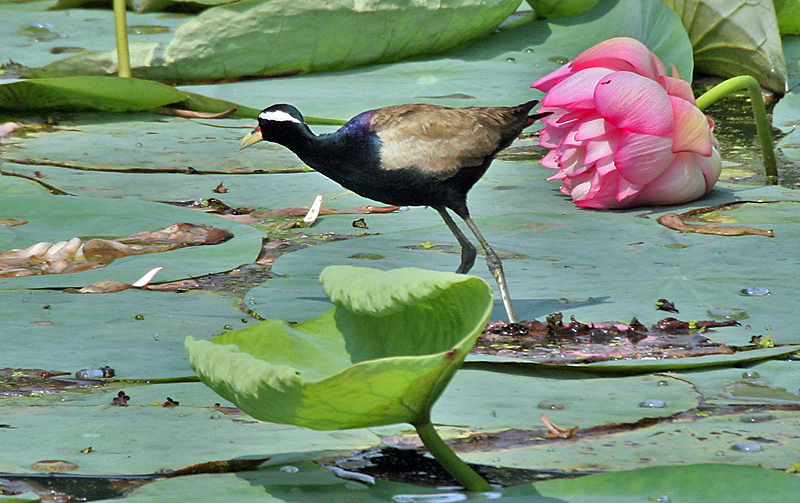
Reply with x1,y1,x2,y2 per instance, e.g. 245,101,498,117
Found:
239,128,263,150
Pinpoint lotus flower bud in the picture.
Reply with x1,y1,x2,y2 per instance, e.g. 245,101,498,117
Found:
532,37,721,209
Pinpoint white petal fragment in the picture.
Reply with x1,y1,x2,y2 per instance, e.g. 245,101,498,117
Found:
132,266,165,288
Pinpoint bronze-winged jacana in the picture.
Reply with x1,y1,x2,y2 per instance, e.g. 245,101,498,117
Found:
240,101,549,323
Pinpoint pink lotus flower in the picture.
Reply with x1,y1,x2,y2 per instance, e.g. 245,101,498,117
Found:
531,37,721,209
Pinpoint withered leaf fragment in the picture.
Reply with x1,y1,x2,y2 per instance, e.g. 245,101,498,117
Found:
657,202,775,237
112,391,130,406
475,313,740,364
540,413,578,439
655,298,679,313
0,223,231,277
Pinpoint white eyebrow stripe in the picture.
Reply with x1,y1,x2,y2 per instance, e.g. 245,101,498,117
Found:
259,110,301,124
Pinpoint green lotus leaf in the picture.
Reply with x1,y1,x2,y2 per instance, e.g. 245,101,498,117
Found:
185,266,492,430
664,0,787,93
524,0,599,19
775,0,800,35
0,76,258,117
31,0,523,81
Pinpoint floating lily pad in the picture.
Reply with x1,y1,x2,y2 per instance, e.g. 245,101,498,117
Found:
508,463,800,501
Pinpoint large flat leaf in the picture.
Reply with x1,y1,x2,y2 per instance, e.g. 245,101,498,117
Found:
509,464,800,502
30,0,523,81
76,461,800,503
0,388,379,474
186,266,493,430
0,114,310,175
664,0,787,92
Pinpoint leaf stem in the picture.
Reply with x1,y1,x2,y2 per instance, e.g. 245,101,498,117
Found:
113,0,132,78
413,420,491,492
109,376,201,384
695,75,777,183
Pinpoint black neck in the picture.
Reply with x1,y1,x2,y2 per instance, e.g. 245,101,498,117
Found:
274,124,359,179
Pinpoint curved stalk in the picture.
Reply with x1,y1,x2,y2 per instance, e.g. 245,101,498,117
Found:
695,75,777,183
413,420,491,492
113,0,132,78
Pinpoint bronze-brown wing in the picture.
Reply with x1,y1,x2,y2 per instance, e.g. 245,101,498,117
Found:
372,105,527,180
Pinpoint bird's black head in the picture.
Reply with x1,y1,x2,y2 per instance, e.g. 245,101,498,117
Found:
240,104,309,150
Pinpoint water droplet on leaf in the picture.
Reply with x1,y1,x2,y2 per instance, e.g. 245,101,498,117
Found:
279,465,300,473
707,307,748,321
75,366,115,379
731,443,762,452
657,380,669,387
740,413,775,423
392,493,467,503
134,314,144,320
639,399,666,408
742,370,760,379
127,25,171,35
537,401,565,410
740,287,770,296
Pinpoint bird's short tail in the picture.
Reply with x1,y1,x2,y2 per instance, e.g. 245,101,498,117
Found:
519,99,551,127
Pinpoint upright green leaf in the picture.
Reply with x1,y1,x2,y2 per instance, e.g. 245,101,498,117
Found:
774,0,800,35
185,266,493,430
31,0,523,81
525,0,599,19
0,76,186,112
664,0,787,92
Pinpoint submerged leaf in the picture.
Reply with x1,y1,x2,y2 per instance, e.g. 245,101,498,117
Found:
185,266,493,430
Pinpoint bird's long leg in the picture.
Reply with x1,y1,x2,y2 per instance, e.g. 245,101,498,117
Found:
436,207,476,274
461,216,518,324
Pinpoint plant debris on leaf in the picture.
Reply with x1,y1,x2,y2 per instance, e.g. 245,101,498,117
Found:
0,368,106,397
0,223,232,277
657,201,777,237
473,313,740,364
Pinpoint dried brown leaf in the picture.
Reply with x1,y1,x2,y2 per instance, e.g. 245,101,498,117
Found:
657,212,773,237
